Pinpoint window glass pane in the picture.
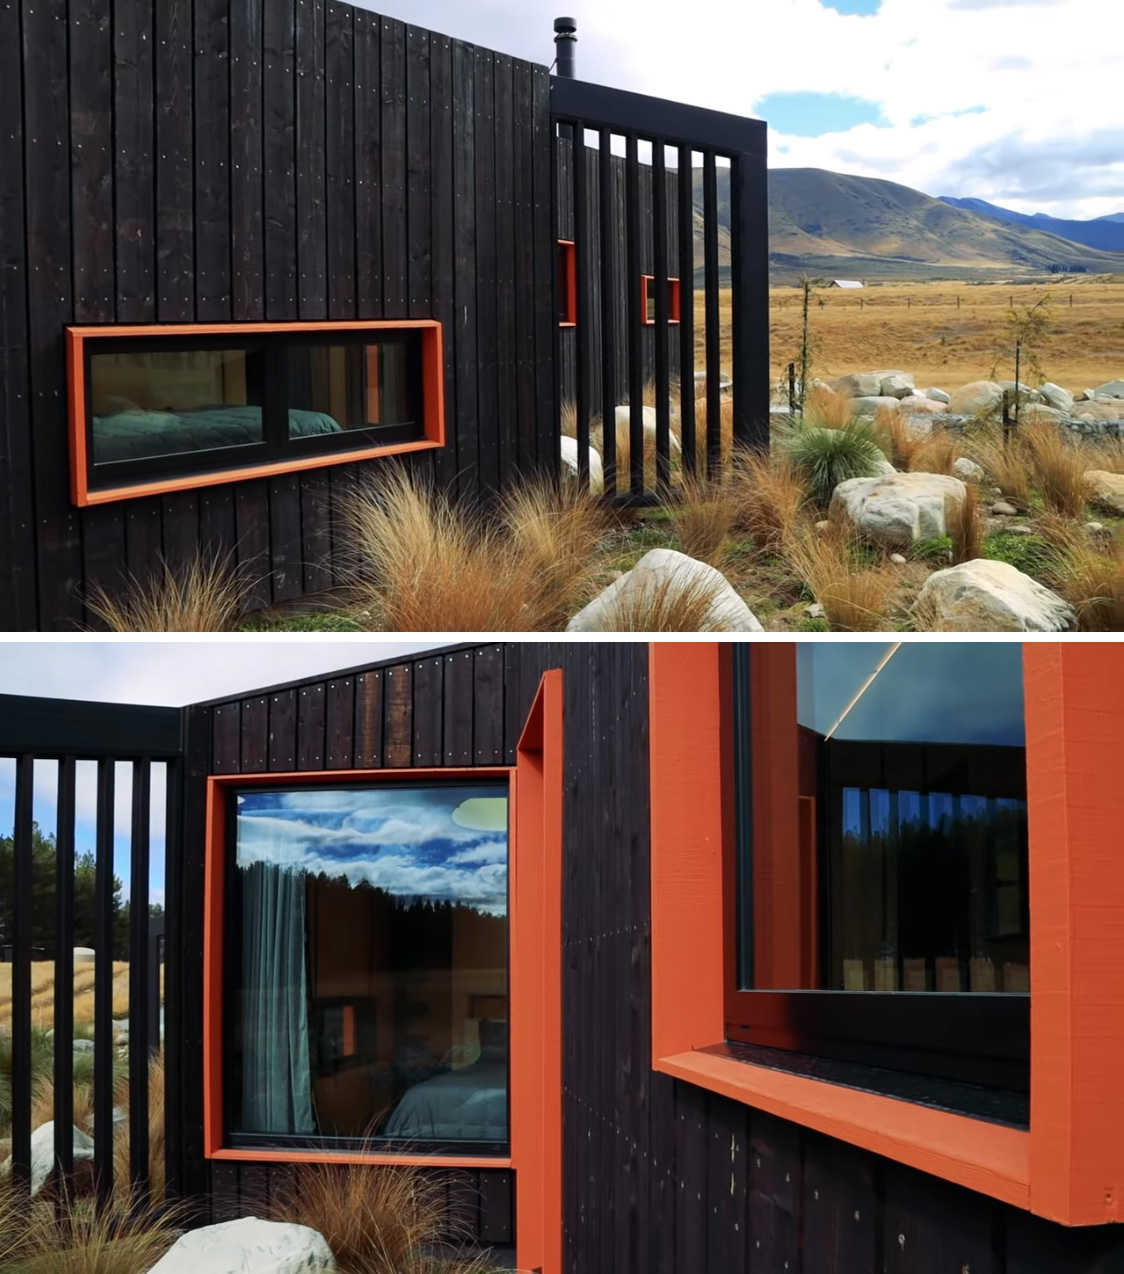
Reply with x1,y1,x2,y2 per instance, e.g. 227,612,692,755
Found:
90,348,265,464
230,782,509,1145
748,643,1028,994
285,341,416,435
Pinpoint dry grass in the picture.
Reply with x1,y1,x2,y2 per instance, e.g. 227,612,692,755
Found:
668,475,739,566
692,390,734,466
783,524,897,632
590,564,730,632
727,449,806,554
910,428,963,476
1085,434,1124,474
266,1158,497,1274
947,484,983,564
1039,516,1124,631
1020,422,1091,518
0,964,132,1033
497,481,610,627
0,1186,184,1274
84,552,252,632
879,409,924,470
339,468,540,632
802,386,853,430
964,428,1034,506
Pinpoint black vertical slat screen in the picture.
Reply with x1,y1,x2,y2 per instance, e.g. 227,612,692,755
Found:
598,127,618,492
128,758,152,1194
730,147,770,450
53,756,77,1200
702,151,722,478
93,759,116,1208
10,754,34,1188
573,121,591,486
162,756,184,1201
624,133,643,496
678,144,697,476
652,143,671,490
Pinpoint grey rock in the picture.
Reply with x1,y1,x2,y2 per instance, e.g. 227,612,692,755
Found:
0,1123,95,1196
1039,382,1075,413
1084,470,1124,516
829,473,967,550
1085,522,1107,536
948,380,1004,415
1093,379,1124,399
848,395,901,416
913,560,1074,632
952,457,986,483
925,387,951,404
72,1038,94,1053
559,435,605,495
879,372,916,399
828,372,883,398
998,380,1043,403
144,1219,336,1274
806,603,826,619
991,501,1019,516
890,553,907,565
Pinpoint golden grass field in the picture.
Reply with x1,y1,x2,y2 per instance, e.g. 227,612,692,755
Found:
0,961,133,1032
694,278,1124,398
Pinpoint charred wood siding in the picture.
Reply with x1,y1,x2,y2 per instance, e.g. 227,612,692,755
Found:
165,642,1124,1271
1,0,555,631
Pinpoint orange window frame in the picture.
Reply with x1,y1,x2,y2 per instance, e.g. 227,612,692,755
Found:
650,641,1124,1228
641,274,681,325
203,671,563,1274
558,240,577,327
66,320,445,507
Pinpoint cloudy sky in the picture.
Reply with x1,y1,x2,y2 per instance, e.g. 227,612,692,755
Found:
359,0,1123,221
238,784,509,914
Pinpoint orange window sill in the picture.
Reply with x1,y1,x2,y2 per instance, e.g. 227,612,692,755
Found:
656,1048,1030,1210
209,1148,512,1169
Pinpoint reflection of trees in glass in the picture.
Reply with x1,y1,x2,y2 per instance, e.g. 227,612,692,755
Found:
836,802,1028,984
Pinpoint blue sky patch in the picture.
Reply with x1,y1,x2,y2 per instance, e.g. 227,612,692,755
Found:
758,91,886,137
819,0,883,13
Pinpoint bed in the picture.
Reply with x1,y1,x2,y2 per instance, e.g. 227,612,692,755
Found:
382,1056,508,1143
91,405,341,464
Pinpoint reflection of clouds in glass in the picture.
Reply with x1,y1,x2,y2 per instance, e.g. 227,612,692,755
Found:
235,784,508,914
798,643,1024,745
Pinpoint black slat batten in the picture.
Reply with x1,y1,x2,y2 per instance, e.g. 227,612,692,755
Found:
53,757,78,1199
677,143,697,476
10,755,35,1189
702,151,722,478
598,127,618,493
128,759,152,1194
624,134,643,496
731,142,770,450
573,119,591,487
93,758,116,1208
652,142,671,490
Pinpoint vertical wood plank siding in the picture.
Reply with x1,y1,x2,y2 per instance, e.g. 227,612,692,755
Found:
5,0,554,630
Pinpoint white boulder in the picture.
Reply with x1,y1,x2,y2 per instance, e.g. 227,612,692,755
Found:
72,1037,94,1053
829,473,967,550
879,372,916,399
566,549,762,633
925,387,951,404
1073,400,1124,422
1092,379,1124,399
952,457,986,483
1084,470,1124,516
614,404,682,454
898,396,948,416
559,435,604,495
998,380,1043,403
828,372,883,398
913,560,1074,632
0,1122,95,1196
948,381,1004,416
848,395,901,416
1039,382,1075,413
145,1219,335,1274
1018,404,1068,425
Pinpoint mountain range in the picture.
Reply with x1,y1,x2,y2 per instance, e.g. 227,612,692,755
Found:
937,196,1124,253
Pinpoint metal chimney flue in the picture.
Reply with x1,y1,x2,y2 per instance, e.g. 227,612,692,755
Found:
554,17,577,78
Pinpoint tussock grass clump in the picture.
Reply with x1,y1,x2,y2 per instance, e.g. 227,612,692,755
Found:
727,449,806,555
267,1158,498,1274
781,419,886,506
1020,421,1090,518
592,565,730,632
1038,516,1124,632
0,1186,185,1274
965,428,1033,507
947,484,983,565
1085,434,1124,475
880,409,925,470
84,552,252,632
668,475,739,566
911,429,962,476
801,386,853,431
783,524,896,633
339,468,536,632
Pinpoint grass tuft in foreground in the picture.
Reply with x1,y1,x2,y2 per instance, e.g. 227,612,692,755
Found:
85,552,253,633
783,523,896,632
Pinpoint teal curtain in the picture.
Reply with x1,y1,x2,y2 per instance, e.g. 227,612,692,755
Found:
240,859,315,1134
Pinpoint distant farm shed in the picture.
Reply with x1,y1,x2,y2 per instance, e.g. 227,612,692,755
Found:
829,279,864,288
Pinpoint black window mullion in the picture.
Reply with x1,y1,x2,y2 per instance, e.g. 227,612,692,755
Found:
264,342,289,458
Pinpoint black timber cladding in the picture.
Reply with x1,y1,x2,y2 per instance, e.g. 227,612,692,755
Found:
0,0,557,631
170,642,1124,1273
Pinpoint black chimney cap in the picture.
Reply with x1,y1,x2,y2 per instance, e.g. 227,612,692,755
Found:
554,16,577,34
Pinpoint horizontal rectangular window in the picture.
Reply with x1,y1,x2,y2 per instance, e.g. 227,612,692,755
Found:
67,322,444,505
729,643,1030,1094
227,780,509,1154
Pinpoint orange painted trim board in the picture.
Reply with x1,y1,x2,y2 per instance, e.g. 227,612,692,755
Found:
67,320,445,507
557,240,577,326
640,274,682,324
513,670,564,1274
649,642,1038,1215
203,765,511,1166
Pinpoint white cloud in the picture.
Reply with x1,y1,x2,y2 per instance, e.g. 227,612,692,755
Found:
357,0,1123,219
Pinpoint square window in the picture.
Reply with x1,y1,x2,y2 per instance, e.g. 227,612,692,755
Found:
641,275,681,325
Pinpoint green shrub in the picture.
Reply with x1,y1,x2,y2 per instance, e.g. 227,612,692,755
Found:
240,612,365,632
781,422,886,506
909,535,954,562
983,531,1056,578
